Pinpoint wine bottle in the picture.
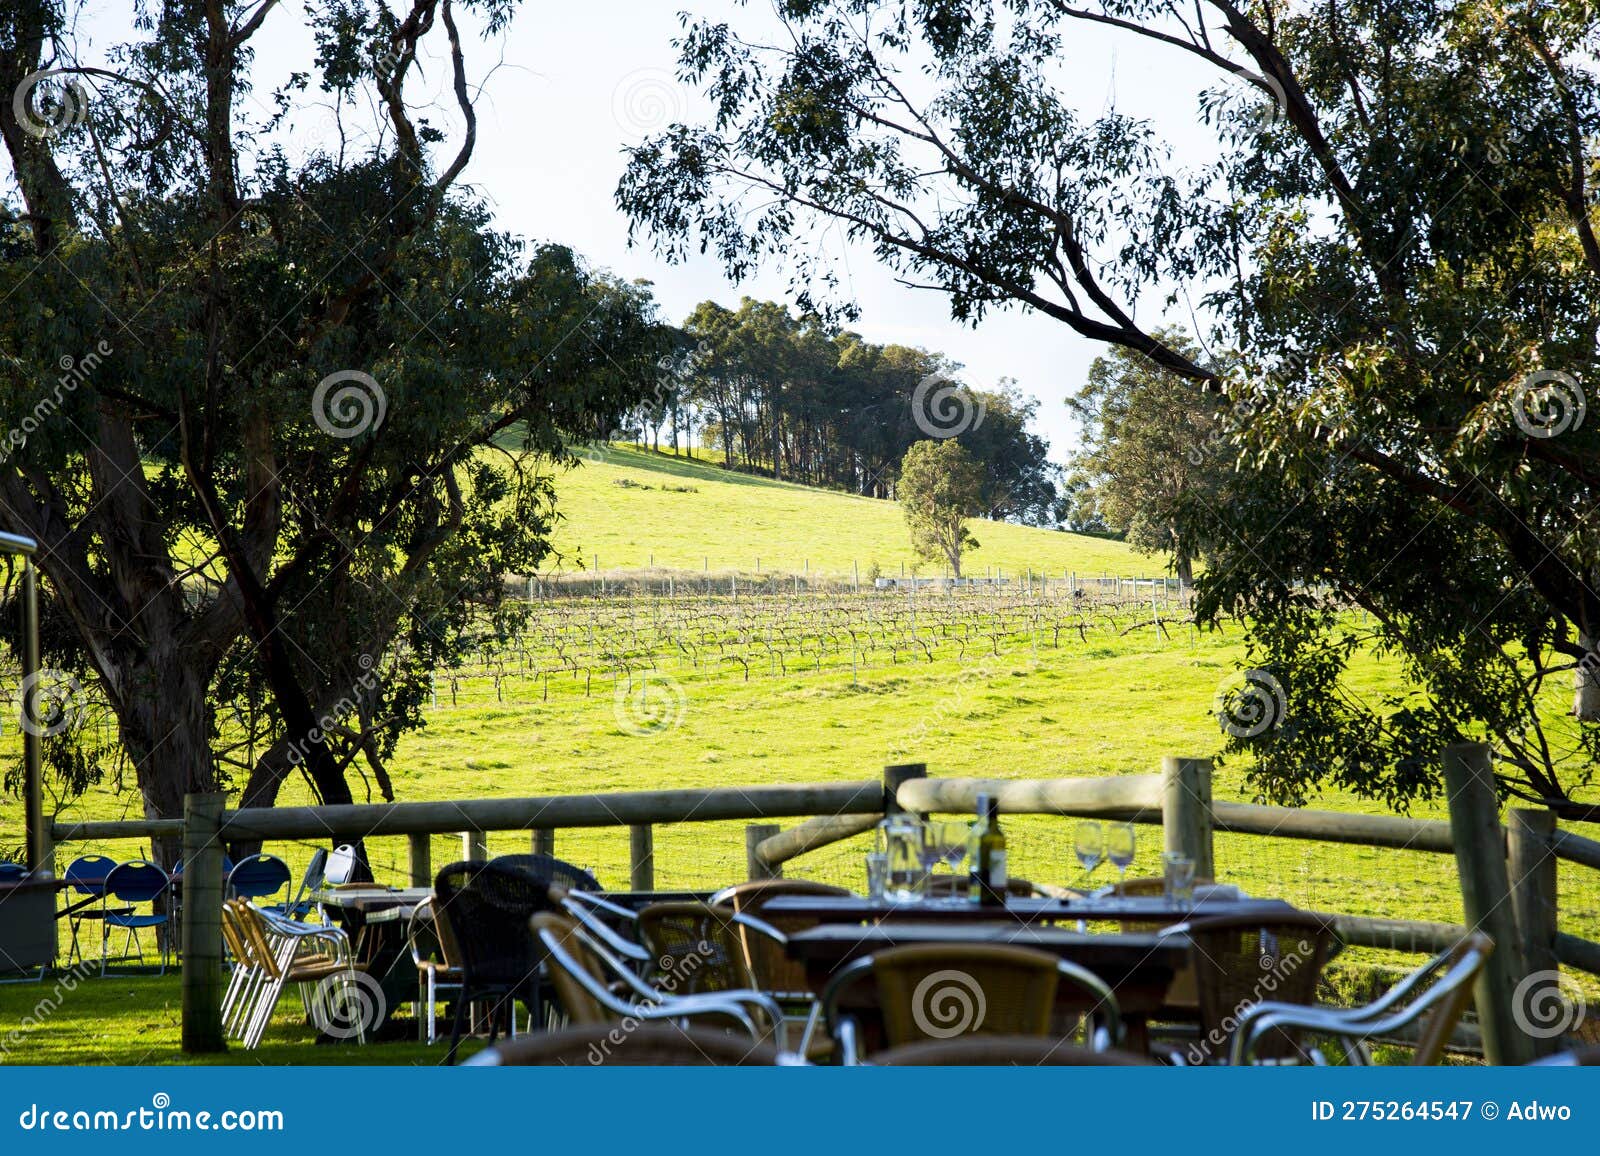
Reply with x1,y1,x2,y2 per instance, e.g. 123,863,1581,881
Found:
971,793,1007,906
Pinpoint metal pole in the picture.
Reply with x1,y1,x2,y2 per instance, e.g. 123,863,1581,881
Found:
22,558,44,875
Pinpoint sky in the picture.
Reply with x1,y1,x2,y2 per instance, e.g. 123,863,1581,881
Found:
74,1,1240,463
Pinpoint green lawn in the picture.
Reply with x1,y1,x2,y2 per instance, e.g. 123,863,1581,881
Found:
0,973,479,1066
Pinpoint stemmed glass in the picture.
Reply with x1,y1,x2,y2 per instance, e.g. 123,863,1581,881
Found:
1074,820,1105,886
1106,822,1136,882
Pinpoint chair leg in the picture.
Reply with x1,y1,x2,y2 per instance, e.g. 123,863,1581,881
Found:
444,988,473,1065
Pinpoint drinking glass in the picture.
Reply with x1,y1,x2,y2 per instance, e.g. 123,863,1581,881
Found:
920,820,971,903
1074,820,1105,883
1106,822,1136,880
1162,851,1196,906
865,851,889,901
884,817,924,902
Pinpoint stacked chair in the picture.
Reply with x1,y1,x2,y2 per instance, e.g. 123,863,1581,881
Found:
219,899,367,1049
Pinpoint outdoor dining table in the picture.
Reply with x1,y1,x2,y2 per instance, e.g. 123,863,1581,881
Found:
760,891,1296,928
784,921,1193,1054
311,886,433,1033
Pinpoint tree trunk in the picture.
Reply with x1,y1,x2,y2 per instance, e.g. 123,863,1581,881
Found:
1175,551,1195,591
1576,632,1600,720
107,646,218,869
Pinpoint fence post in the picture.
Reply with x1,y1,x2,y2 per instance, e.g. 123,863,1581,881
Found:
746,823,781,881
461,830,487,862
630,824,655,890
180,792,227,1054
408,833,432,889
532,828,555,857
1161,756,1214,880
884,762,928,815
1442,742,1534,1065
1507,807,1559,1057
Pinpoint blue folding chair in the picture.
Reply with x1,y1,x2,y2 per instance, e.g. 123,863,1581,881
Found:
229,854,291,903
63,855,129,967
101,860,173,976
0,862,25,883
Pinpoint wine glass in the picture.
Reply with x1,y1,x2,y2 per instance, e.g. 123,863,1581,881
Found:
1074,820,1105,884
1106,822,1136,881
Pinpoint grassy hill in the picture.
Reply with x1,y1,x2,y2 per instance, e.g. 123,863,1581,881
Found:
538,444,1144,579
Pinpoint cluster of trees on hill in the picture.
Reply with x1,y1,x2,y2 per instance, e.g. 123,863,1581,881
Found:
614,297,1062,526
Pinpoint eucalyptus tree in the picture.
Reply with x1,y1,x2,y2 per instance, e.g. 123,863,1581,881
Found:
620,0,1600,814
0,0,669,844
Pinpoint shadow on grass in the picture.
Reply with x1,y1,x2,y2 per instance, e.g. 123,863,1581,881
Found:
0,973,483,1066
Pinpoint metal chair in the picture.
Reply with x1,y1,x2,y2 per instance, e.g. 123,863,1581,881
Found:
433,860,560,1064
1229,931,1492,1066
100,860,173,976
228,854,292,903
820,943,1122,1065
872,1034,1154,1066
636,901,759,996
406,897,472,1045
62,854,128,967
705,879,851,1052
1169,911,1338,1064
551,888,653,973
532,911,783,1043
280,847,327,921
465,1023,782,1066
224,900,366,1049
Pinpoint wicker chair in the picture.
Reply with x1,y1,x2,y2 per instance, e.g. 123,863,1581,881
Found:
636,901,757,996
710,880,849,1001
406,897,470,1044
465,1022,782,1066
488,853,601,892
821,943,1122,1065
873,1034,1154,1066
1171,911,1337,1064
1230,931,1491,1066
532,912,783,1042
433,860,560,1064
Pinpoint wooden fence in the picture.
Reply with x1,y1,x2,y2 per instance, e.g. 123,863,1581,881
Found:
42,743,1600,1063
